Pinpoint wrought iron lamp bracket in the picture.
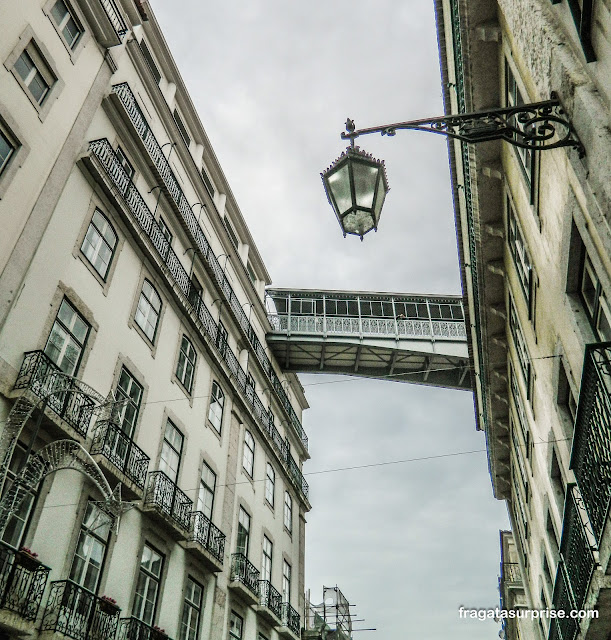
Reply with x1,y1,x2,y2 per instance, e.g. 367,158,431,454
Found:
341,96,585,157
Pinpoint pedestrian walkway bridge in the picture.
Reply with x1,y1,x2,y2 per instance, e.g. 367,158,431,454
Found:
266,289,471,391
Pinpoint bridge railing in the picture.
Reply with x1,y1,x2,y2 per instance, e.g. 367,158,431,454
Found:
268,314,467,341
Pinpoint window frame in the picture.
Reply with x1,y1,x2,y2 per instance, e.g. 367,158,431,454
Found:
282,560,292,604
243,430,255,477
284,491,293,534
508,294,533,401
261,535,273,583
80,208,118,281
179,576,203,640
134,279,162,344
44,297,90,376
114,367,143,438
175,335,197,394
265,462,275,508
579,251,611,342
173,108,191,148
236,507,250,557
229,610,243,640
138,38,162,85
159,419,184,484
207,381,225,433
132,543,164,626
197,461,216,520
45,0,87,59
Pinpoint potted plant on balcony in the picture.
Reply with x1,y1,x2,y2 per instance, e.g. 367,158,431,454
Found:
16,546,40,570
98,595,120,615
152,625,168,640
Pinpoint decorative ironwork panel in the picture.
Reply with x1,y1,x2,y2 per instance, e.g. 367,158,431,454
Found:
14,351,95,436
259,580,283,618
281,602,301,635
571,343,611,542
90,420,150,489
144,471,192,531
231,553,260,596
549,563,579,640
189,511,225,563
99,0,128,37
560,487,596,610
501,562,521,584
110,83,308,452
0,544,49,621
118,616,173,640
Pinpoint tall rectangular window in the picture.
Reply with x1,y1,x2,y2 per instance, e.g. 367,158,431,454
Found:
223,216,239,250
113,367,143,438
159,420,183,483
179,577,203,640
201,167,215,198
14,42,56,105
261,536,272,582
176,335,197,393
69,502,111,592
243,431,255,477
50,1,82,49
208,381,224,433
282,560,291,603
173,109,191,147
229,611,243,640
197,462,216,520
133,544,163,626
508,296,532,399
580,252,611,342
81,209,117,280
0,126,16,177
216,322,228,356
284,492,293,533
115,146,134,181
44,298,89,375
236,507,250,556
135,279,162,343
507,197,536,320
139,39,161,84
265,463,275,507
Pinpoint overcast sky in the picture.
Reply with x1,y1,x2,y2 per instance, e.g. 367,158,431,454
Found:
151,1,509,638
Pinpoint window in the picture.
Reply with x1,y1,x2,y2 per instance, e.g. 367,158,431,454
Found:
509,296,532,399
216,321,228,356
284,492,293,533
236,507,250,556
229,611,243,640
201,167,215,198
135,279,162,342
247,262,256,285
0,443,38,548
208,381,224,433
188,276,203,312
173,109,191,147
81,209,117,280
159,420,183,483
557,360,577,429
179,577,203,640
282,560,291,603
505,61,536,202
158,218,172,246
0,127,16,177
262,536,272,582
223,216,239,250
115,146,134,181
551,449,566,508
265,463,275,507
507,196,536,320
246,372,255,401
14,42,56,105
139,39,161,84
197,462,216,520
114,367,142,437
133,544,163,626
44,298,89,375
50,1,82,49
243,430,255,477
69,502,111,592
580,252,611,341
176,335,196,393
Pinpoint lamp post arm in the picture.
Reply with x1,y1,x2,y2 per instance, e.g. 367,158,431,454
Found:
341,96,585,157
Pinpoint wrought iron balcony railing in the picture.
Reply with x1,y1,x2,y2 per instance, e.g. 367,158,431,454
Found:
281,601,301,635
188,511,226,564
0,543,50,622
231,553,260,596
259,580,283,619
109,82,308,453
88,138,309,502
13,350,95,437
99,0,128,37
41,579,121,640
501,562,522,584
144,471,193,532
90,420,150,490
118,616,173,640
571,342,611,543
549,562,580,640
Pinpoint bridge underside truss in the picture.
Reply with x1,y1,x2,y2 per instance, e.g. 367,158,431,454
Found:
267,336,471,390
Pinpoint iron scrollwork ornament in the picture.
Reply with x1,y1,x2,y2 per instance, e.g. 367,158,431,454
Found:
342,95,585,157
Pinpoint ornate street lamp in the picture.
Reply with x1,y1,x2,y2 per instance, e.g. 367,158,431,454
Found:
322,96,584,239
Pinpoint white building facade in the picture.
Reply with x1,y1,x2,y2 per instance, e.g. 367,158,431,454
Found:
0,2,310,640
436,1,611,640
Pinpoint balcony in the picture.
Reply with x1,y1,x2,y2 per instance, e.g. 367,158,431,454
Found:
255,580,282,624
41,580,121,640
13,350,95,439
229,553,260,605
181,511,225,572
86,138,309,505
278,602,301,639
0,544,49,635
117,616,173,640
500,562,522,586
108,82,309,455
90,420,150,500
143,471,193,539
77,0,127,47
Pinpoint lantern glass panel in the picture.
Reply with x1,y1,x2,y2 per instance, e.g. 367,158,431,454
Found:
353,162,378,209
374,172,387,223
343,210,375,236
327,163,352,215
